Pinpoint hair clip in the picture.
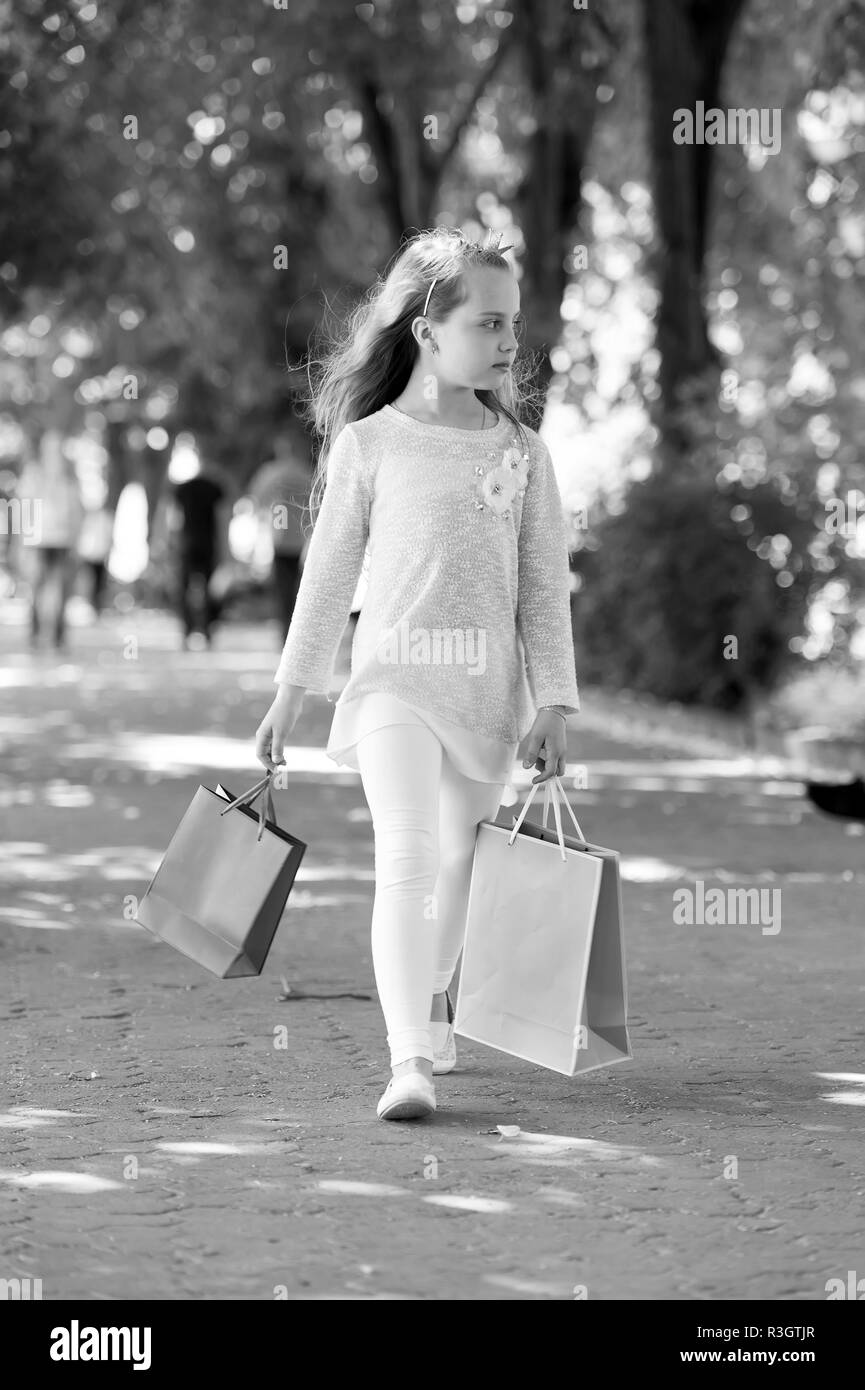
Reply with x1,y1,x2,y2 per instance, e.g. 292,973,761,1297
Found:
422,228,513,317
485,229,514,254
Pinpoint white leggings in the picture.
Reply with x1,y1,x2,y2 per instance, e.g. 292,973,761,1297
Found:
355,722,505,1067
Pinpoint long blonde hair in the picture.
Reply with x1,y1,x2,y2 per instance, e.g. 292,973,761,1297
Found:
297,226,540,536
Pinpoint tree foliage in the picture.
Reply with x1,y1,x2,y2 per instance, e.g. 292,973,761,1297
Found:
2,0,864,704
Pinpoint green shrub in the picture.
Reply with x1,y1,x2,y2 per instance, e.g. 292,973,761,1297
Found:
571,471,815,711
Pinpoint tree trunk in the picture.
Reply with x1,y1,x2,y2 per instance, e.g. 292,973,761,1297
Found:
512,0,606,431
349,16,517,245
642,0,747,461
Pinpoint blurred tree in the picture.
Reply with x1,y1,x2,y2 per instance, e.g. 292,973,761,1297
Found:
0,0,627,454
292,0,627,424
641,0,747,464
507,0,623,423
572,422,817,714
566,0,865,707
4,0,864,699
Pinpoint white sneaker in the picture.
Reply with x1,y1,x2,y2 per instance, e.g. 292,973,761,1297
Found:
431,990,457,1075
376,1073,436,1121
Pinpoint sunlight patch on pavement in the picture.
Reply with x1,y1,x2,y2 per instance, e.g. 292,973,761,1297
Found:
620,857,687,882
292,865,375,881
41,783,95,808
0,1170,123,1193
60,733,340,777
814,1072,865,1106
0,645,280,687
0,844,362,888
620,862,859,886
422,1194,513,1213
296,1291,420,1300
286,891,370,909
489,1130,659,1168
583,757,793,781
315,1179,409,1197
0,843,376,926
483,1273,573,1296
156,1141,276,1156
621,777,683,792
60,852,159,881
0,905,75,928
0,1108,91,1129
0,846,372,885
1,891,78,930
0,715,36,737
505,764,805,799
0,844,159,886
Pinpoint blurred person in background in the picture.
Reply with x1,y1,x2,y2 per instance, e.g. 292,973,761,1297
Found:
76,493,115,617
248,425,314,647
169,460,232,649
16,427,85,653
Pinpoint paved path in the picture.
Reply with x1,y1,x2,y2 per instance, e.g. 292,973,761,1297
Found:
1,610,862,1300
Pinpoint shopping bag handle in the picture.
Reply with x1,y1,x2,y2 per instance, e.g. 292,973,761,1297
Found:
507,774,587,862
543,777,588,844
218,770,279,842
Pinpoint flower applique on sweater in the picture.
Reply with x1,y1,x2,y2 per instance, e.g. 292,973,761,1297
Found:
473,438,531,518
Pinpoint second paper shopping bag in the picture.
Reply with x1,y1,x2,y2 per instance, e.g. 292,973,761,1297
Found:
454,775,632,1077
134,771,306,978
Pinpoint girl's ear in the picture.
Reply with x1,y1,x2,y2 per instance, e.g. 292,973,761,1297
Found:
419,317,438,353
409,314,436,354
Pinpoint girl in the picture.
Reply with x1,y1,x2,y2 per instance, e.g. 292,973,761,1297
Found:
255,227,580,1122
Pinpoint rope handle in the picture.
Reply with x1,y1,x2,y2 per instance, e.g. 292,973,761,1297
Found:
543,775,588,842
508,774,587,862
218,770,279,842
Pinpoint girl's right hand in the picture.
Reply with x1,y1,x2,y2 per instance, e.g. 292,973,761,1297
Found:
255,684,305,771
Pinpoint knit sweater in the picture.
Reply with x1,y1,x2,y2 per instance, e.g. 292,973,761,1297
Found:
273,404,580,744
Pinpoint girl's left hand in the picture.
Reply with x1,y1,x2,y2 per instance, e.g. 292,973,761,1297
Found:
519,711,568,785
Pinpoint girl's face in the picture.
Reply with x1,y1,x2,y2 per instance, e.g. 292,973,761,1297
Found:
428,266,522,390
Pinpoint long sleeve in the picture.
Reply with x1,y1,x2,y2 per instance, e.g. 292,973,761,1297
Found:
273,425,370,693
516,435,580,715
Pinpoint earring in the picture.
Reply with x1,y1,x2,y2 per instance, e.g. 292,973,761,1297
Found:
430,340,438,355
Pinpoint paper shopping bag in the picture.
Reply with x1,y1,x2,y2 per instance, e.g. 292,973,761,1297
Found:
454,775,632,1076
134,772,306,978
